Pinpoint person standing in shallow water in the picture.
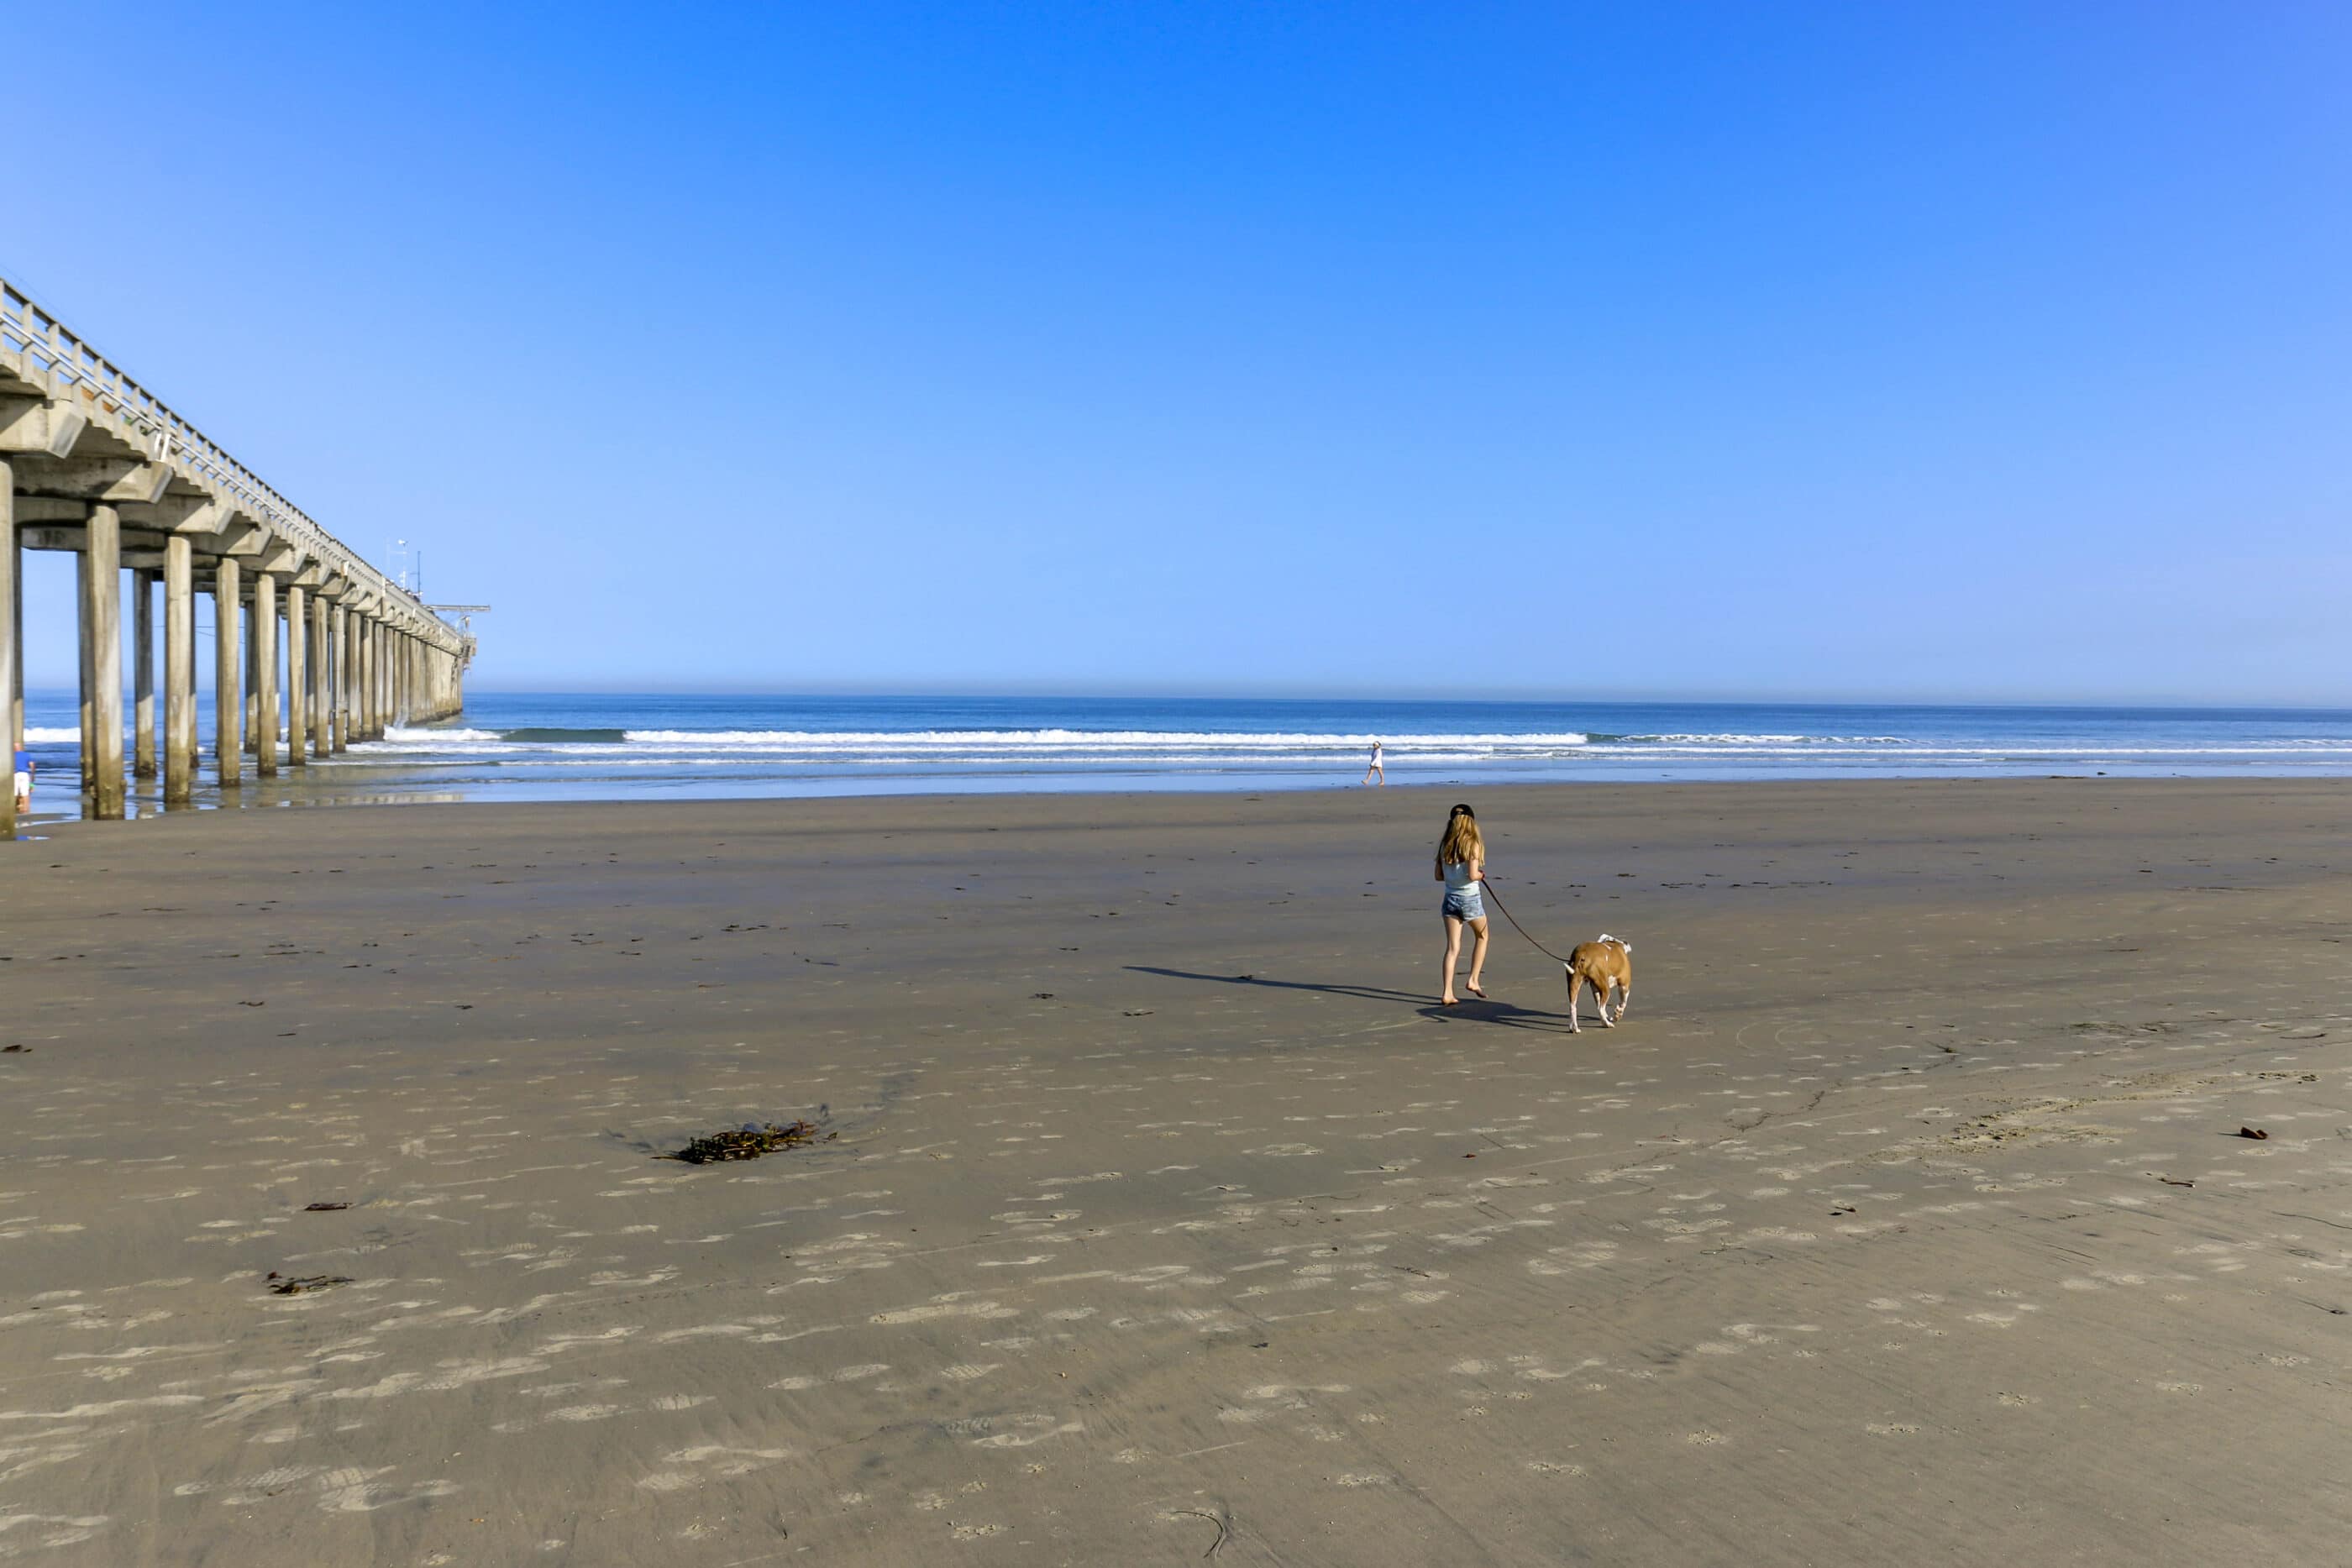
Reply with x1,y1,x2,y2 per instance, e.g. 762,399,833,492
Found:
1435,802,1488,1004
1361,739,1384,786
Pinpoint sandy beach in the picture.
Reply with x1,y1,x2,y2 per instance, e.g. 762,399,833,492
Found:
2,778,2348,1565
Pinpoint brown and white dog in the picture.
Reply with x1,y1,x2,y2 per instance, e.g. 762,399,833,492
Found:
1565,935,1632,1032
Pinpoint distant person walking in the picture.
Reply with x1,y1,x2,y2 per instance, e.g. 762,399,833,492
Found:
1361,739,1385,786
11,744,30,817
1435,802,1488,1004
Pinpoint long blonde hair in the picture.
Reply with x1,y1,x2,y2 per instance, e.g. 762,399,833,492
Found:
1436,805,1483,872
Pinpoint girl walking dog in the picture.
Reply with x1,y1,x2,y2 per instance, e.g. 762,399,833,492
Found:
1432,800,1637,1026
1434,802,1488,1004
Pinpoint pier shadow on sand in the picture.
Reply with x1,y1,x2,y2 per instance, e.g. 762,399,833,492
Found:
1125,966,1580,1033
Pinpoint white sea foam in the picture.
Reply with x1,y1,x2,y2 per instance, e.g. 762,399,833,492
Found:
23,726,81,743
615,729,1592,749
381,727,503,742
1613,733,1910,745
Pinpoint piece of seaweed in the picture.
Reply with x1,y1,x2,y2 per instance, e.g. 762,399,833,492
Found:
665,1120,834,1165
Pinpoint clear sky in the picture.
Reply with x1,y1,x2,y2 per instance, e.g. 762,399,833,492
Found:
8,2,2347,704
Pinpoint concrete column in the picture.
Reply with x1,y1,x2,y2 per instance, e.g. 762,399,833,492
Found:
164,536,194,805
328,604,346,752
364,618,379,738
133,570,156,780
312,607,330,758
9,523,21,754
85,504,123,820
243,597,258,752
285,584,308,767
344,607,358,745
253,572,278,778
76,550,92,791
0,458,13,839
214,556,241,790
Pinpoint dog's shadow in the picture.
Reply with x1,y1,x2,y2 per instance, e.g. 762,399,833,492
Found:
1124,966,1583,1033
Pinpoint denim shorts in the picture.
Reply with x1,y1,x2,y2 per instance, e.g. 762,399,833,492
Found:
1441,888,1485,921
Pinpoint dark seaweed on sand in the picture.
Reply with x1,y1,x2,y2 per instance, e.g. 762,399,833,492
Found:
664,1120,834,1164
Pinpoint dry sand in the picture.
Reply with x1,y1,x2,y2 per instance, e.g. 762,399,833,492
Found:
1,779,2348,1565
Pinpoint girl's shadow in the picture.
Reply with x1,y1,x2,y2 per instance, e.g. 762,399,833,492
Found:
1125,966,1577,1033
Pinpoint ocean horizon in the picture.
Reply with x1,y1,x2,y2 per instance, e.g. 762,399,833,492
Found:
18,690,2352,814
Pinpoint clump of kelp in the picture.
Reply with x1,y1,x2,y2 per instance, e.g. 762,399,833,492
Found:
664,1120,834,1165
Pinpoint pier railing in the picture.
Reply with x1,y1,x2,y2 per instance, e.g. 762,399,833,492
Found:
0,273,459,651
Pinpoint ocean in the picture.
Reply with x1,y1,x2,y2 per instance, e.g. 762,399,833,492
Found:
17,691,2352,813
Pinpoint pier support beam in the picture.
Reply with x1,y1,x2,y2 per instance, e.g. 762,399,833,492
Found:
8,524,19,758
364,618,379,738
214,557,241,789
0,458,13,839
330,603,348,752
243,598,258,753
164,536,193,805
286,585,307,767
133,570,155,780
253,572,278,778
76,551,92,792
314,606,331,757
85,504,123,819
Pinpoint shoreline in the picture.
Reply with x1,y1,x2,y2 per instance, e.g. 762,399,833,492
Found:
1,777,2347,1563
14,689,2352,824
14,762,2352,829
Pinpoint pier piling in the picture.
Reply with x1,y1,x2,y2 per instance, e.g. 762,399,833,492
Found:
214,556,240,789
133,569,155,780
85,504,124,819
164,534,193,805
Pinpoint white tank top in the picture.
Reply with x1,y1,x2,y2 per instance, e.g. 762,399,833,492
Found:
1442,860,1478,893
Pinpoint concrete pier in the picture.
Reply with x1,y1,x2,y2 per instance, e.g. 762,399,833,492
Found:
360,617,377,739
213,556,240,789
133,569,155,780
253,571,278,779
0,456,12,839
286,583,307,766
310,601,329,758
243,603,258,754
2,272,475,821
75,550,92,791
330,601,348,753
164,533,193,805
8,522,19,754
85,503,123,818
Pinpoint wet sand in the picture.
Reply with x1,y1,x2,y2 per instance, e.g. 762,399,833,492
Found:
1,779,2348,1565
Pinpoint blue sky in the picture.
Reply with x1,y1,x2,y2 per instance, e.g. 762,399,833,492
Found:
8,2,2347,702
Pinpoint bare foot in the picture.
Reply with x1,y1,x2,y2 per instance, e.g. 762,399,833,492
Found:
1465,983,1486,999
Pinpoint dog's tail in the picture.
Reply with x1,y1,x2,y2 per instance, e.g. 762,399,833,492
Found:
1598,932,1631,952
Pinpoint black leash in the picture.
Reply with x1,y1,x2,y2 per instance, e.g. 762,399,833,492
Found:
1478,878,1576,966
